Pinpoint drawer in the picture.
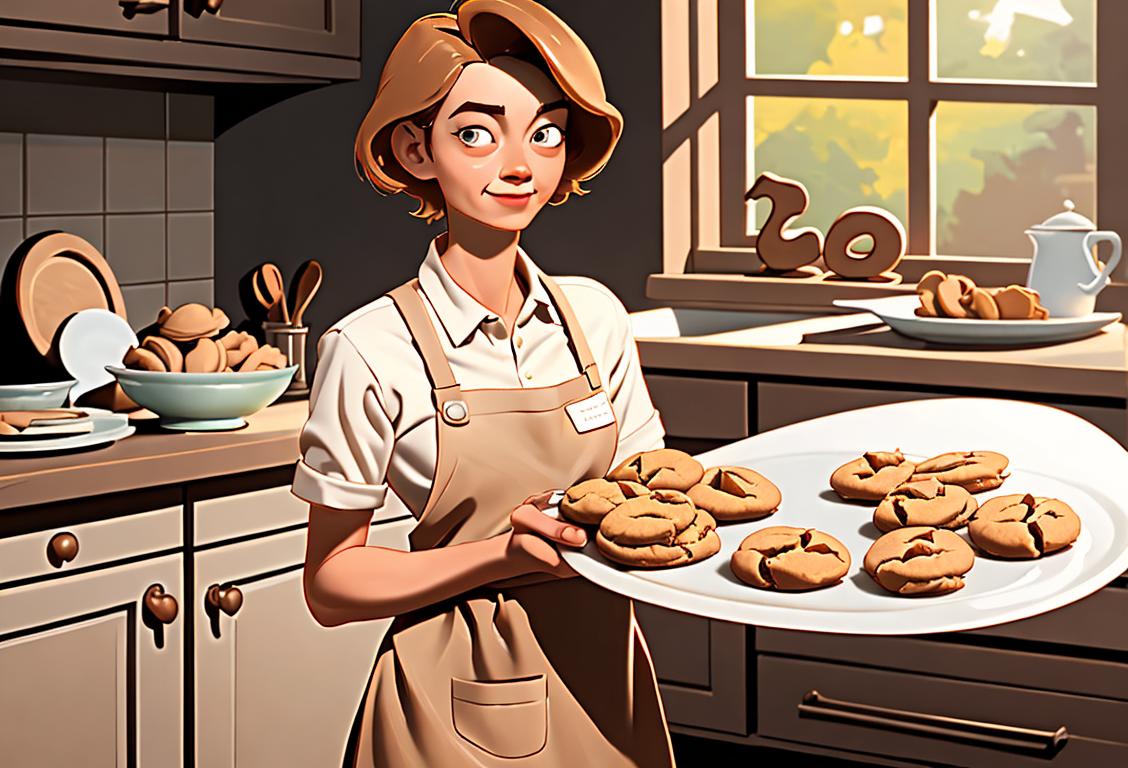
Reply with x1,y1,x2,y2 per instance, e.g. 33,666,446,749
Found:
195,483,413,546
967,582,1128,652
0,505,180,585
645,374,749,439
756,382,1126,446
758,655,1128,767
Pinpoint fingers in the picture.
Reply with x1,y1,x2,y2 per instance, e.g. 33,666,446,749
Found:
520,490,558,511
511,504,587,547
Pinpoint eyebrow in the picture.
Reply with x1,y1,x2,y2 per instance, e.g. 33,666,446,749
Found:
536,99,568,116
449,101,504,118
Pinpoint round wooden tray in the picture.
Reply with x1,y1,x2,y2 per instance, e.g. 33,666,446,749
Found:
15,232,128,356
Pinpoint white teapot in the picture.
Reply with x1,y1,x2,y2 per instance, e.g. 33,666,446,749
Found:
1025,201,1121,317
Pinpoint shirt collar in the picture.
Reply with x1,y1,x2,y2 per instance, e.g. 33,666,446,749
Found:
416,235,557,348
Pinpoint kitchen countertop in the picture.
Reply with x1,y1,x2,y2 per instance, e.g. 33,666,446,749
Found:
634,311,1128,399
0,400,307,511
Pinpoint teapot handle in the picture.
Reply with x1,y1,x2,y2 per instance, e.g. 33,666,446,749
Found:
1079,231,1121,295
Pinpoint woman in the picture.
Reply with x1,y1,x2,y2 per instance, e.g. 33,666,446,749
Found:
293,1,674,765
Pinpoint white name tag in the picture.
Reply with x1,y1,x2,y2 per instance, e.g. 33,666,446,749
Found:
565,391,616,434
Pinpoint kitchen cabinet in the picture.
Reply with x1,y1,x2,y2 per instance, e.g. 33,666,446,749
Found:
0,0,359,84
0,509,183,766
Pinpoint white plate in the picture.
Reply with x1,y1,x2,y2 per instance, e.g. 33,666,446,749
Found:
833,295,1122,345
58,308,138,402
0,411,134,454
560,398,1128,635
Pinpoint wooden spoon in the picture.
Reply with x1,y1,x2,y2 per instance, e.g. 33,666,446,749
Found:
251,266,275,314
289,260,323,327
260,263,289,323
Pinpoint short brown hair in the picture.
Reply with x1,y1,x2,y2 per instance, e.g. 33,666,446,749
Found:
354,0,623,223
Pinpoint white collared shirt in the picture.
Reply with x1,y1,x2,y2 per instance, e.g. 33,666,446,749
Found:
292,237,665,514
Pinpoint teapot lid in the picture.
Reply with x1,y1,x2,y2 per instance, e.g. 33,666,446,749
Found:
1031,200,1096,231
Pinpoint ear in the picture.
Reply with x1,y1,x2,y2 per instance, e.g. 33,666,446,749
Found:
390,121,437,181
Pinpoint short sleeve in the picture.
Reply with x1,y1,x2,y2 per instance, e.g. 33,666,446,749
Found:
602,294,666,467
291,330,395,511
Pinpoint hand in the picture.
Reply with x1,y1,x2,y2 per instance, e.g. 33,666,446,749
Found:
505,491,587,579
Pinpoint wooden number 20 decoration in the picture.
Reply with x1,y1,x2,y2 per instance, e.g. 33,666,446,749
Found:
745,172,905,280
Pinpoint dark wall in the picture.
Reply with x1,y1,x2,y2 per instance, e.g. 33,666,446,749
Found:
213,1,662,365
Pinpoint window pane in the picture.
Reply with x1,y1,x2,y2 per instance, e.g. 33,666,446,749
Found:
748,0,907,78
934,0,1095,84
935,102,1096,258
746,97,908,237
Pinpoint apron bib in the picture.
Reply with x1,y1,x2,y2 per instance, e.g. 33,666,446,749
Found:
344,275,674,767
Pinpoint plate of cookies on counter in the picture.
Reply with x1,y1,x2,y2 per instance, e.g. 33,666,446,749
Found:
834,270,1121,346
558,397,1128,635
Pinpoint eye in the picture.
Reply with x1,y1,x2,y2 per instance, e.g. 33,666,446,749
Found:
453,126,494,148
531,124,564,148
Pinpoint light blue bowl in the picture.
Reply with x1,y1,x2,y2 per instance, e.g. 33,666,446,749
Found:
0,380,76,410
106,365,297,431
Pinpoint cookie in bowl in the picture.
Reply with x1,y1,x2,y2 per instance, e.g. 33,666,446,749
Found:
558,478,649,526
596,490,720,568
911,451,1009,493
730,526,850,591
830,450,916,501
606,448,704,492
688,466,781,522
873,477,978,533
967,493,1081,559
863,527,975,596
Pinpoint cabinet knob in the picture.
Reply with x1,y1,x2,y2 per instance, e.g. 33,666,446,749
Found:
186,0,223,15
206,584,243,616
143,584,179,624
206,0,224,13
47,532,79,567
119,0,170,18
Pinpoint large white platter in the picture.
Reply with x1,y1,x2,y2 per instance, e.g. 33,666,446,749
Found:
833,295,1121,346
560,398,1128,635
0,411,133,454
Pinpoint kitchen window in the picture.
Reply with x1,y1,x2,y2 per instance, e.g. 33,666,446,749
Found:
661,0,1128,280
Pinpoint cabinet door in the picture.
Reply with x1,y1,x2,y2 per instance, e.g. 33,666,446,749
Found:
0,555,184,768
194,517,412,768
178,0,358,58
634,604,747,734
0,0,170,37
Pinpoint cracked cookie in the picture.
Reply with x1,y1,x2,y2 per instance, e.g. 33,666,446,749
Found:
873,477,978,533
596,490,720,568
606,448,704,492
968,493,1081,559
730,526,850,591
558,478,650,525
830,450,916,501
864,527,975,596
687,466,782,522
911,451,1009,493
914,271,1049,319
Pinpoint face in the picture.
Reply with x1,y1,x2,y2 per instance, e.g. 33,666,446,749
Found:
392,56,569,232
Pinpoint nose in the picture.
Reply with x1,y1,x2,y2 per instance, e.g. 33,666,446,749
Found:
500,163,532,186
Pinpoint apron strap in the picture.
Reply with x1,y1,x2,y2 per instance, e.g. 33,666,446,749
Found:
387,280,469,426
539,274,603,391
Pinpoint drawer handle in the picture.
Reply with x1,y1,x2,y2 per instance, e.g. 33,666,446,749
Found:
118,0,169,17
47,532,79,567
798,690,1068,753
143,584,179,624
206,584,244,616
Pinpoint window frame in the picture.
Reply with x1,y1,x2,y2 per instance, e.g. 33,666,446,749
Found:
662,0,1128,284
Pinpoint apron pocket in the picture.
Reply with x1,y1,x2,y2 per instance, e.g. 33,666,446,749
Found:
451,674,547,758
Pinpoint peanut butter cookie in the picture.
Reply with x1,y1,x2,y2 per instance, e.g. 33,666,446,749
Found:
687,466,781,522
873,477,978,533
864,527,975,596
730,526,850,591
596,490,720,568
968,493,1081,559
830,450,916,501
911,451,1009,493
607,448,704,492
558,478,649,525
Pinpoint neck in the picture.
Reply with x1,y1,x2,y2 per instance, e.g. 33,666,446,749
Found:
439,208,525,322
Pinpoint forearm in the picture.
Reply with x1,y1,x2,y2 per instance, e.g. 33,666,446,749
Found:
305,533,519,626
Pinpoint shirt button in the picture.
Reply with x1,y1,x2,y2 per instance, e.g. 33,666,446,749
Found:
514,335,523,348
524,372,534,380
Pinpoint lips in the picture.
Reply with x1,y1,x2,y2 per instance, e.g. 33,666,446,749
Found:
485,190,535,208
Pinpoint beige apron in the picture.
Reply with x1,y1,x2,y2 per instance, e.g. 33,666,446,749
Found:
344,275,674,767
